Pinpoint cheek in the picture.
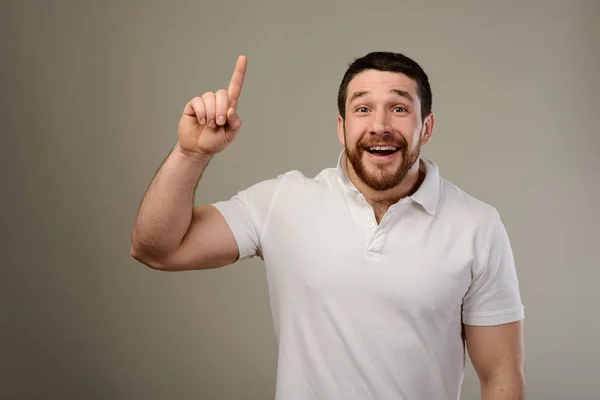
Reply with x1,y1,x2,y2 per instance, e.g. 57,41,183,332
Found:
394,120,422,145
341,125,358,144
345,119,370,140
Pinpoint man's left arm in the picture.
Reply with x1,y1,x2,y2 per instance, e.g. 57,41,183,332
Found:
465,320,525,400
462,209,526,399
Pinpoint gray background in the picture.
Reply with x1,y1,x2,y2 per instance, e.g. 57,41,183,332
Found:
2,0,599,399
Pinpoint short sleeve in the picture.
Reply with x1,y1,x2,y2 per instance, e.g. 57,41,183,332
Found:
462,210,525,326
211,175,284,261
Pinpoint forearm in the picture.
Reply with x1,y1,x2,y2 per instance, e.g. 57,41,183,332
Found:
481,374,525,400
131,142,212,258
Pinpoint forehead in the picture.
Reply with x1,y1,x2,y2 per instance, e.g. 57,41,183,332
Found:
347,70,418,100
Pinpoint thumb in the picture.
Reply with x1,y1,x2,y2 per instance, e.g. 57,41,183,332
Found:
226,107,242,131
226,107,238,122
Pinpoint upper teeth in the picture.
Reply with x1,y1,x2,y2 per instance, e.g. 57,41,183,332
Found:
369,146,397,151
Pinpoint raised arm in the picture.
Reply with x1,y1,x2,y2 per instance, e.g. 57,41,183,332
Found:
130,56,248,271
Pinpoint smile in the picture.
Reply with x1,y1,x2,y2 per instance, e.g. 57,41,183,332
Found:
366,145,399,156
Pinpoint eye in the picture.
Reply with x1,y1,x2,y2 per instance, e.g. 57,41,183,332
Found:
393,106,407,112
356,107,369,113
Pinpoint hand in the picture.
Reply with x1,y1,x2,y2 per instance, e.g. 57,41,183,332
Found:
177,55,247,157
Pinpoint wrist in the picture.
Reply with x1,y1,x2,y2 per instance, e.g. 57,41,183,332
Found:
174,142,213,166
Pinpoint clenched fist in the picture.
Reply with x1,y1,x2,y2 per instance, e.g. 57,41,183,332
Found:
178,55,247,157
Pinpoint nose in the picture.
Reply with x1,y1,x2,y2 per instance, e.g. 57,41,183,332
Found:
370,109,391,135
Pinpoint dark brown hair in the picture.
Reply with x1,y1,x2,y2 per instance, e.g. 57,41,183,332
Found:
337,52,432,122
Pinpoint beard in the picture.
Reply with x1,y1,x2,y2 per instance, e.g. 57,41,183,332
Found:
345,131,420,191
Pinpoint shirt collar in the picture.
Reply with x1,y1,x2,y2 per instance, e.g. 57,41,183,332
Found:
335,149,441,216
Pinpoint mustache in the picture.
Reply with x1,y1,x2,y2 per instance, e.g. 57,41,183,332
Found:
359,134,407,149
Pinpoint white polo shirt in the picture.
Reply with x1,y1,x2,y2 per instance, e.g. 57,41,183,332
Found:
212,151,524,400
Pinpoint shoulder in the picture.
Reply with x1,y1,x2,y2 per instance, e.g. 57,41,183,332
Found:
440,178,497,213
438,176,501,233
236,165,339,205
270,166,340,193
436,177,514,274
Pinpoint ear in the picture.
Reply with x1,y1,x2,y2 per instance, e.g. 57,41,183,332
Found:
420,112,435,145
337,115,345,146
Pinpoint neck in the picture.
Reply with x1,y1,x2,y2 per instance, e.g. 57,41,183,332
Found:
346,157,425,209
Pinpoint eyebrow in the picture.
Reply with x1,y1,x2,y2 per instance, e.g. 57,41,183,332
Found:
349,88,413,104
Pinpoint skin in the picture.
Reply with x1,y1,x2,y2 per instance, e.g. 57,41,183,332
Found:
130,56,248,271
466,322,525,400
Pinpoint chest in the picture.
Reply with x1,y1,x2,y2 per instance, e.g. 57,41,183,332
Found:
261,196,474,319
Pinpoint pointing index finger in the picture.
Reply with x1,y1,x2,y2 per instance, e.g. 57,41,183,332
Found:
227,55,247,111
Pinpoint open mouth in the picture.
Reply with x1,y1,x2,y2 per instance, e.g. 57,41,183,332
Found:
365,145,400,156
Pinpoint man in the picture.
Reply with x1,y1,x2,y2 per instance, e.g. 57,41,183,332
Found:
131,52,525,400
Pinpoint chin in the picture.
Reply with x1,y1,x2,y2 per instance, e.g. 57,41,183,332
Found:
359,153,418,191
361,169,405,191
362,156,402,174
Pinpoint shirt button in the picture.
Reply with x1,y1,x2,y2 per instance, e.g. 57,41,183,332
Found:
368,221,376,228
